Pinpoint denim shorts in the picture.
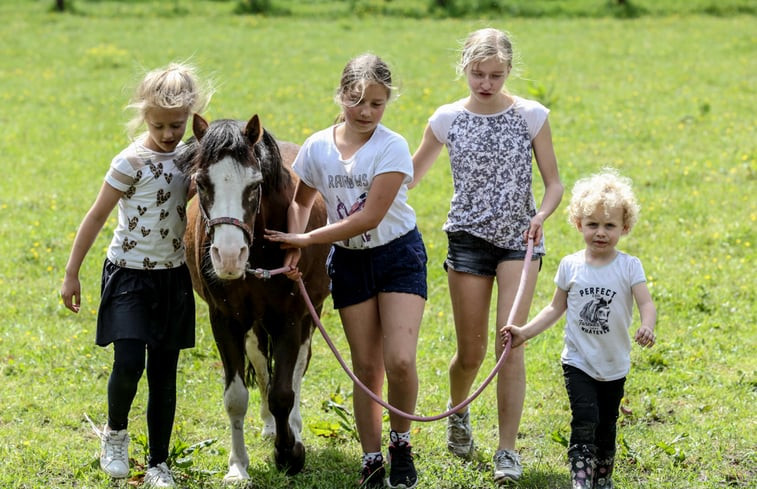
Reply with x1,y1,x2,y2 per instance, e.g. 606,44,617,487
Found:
444,231,543,277
327,227,428,309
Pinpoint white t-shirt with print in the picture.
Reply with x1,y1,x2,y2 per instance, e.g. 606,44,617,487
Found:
556,250,647,381
429,95,549,253
293,123,416,249
105,138,191,269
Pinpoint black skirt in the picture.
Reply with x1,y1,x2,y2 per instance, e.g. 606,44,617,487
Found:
96,259,195,350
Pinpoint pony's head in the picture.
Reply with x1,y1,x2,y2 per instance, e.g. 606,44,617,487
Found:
190,114,265,280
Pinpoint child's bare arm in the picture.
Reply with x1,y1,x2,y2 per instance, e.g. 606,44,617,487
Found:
632,282,657,347
501,287,568,347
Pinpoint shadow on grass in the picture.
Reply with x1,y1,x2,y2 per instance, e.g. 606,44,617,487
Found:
239,445,356,489
518,467,570,489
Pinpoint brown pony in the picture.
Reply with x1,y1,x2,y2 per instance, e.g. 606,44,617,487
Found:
180,114,330,480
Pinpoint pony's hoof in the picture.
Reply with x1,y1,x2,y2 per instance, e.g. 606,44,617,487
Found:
275,441,305,475
261,422,276,438
223,465,250,483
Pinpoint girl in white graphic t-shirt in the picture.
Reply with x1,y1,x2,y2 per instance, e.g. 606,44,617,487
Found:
265,53,426,489
503,169,657,489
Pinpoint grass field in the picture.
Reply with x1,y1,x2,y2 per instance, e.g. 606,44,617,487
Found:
0,1,754,488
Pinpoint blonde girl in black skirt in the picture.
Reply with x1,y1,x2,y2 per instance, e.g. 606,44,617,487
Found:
61,62,212,488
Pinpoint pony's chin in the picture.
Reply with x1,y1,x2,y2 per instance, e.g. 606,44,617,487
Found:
213,267,246,281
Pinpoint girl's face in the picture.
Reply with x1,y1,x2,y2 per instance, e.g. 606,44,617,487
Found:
143,107,190,153
577,205,628,257
341,82,388,138
466,57,509,106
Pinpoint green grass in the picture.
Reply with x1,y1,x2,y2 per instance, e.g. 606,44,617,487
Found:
0,1,755,488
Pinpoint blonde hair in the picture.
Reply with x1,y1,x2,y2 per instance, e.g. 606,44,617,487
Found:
334,53,397,122
568,169,641,231
126,62,213,137
456,27,517,79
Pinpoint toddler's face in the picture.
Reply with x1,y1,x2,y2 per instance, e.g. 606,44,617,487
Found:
577,205,627,256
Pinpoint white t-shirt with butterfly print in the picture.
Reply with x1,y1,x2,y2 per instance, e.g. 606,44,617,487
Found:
105,137,191,270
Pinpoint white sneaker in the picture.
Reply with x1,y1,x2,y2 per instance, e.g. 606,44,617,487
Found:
144,462,175,488
446,404,475,458
99,426,130,478
493,449,522,484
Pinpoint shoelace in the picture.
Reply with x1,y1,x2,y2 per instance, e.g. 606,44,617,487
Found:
495,450,519,468
449,413,469,433
84,413,126,460
147,463,173,483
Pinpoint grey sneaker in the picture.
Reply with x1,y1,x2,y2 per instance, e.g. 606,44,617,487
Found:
446,405,475,458
144,462,175,488
493,449,522,484
98,426,130,478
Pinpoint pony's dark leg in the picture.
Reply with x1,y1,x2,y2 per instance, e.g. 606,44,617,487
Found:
268,315,313,475
245,323,276,437
210,310,251,481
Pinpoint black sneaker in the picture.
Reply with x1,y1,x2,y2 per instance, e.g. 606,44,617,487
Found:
359,456,385,488
386,431,418,489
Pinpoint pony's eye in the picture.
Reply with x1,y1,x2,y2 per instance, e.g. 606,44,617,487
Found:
194,176,207,192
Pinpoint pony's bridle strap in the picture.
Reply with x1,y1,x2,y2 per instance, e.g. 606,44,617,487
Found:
205,216,253,244
196,185,260,245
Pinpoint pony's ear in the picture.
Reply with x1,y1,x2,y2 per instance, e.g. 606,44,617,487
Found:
193,113,209,141
245,114,264,145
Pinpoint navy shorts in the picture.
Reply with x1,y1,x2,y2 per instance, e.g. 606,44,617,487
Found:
327,227,428,309
444,231,542,277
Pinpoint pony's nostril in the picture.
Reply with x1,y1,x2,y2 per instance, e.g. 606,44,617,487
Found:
239,247,249,264
210,244,222,264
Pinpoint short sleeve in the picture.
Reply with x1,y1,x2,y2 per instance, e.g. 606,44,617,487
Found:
292,138,316,188
514,97,549,140
428,101,464,144
555,256,572,291
104,155,141,192
375,133,413,183
628,255,647,287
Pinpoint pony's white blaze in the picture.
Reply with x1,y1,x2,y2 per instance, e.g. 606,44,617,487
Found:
207,157,263,279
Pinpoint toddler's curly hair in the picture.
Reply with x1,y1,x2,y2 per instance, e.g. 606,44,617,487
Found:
568,168,640,231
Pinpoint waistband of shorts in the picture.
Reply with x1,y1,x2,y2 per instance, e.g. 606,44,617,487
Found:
334,226,420,254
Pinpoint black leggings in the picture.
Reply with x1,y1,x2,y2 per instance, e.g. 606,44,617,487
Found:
107,339,180,467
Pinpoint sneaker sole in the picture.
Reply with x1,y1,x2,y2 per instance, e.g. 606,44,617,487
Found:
447,441,475,459
385,478,418,489
493,474,520,486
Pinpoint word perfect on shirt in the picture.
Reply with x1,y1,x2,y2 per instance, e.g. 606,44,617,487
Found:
578,287,618,300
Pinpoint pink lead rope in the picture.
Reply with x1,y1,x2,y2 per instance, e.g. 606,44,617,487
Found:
253,237,534,422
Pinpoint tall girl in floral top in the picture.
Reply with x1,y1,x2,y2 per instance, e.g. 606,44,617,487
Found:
411,27,563,484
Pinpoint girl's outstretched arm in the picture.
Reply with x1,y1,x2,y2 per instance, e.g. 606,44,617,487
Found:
266,179,319,279
61,182,123,313
632,282,657,347
266,171,404,248
529,119,564,243
501,287,568,348
409,124,444,189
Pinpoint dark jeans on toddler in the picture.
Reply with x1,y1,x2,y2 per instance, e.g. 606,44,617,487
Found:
562,363,625,460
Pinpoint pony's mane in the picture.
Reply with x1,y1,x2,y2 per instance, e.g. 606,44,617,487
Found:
175,119,289,193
